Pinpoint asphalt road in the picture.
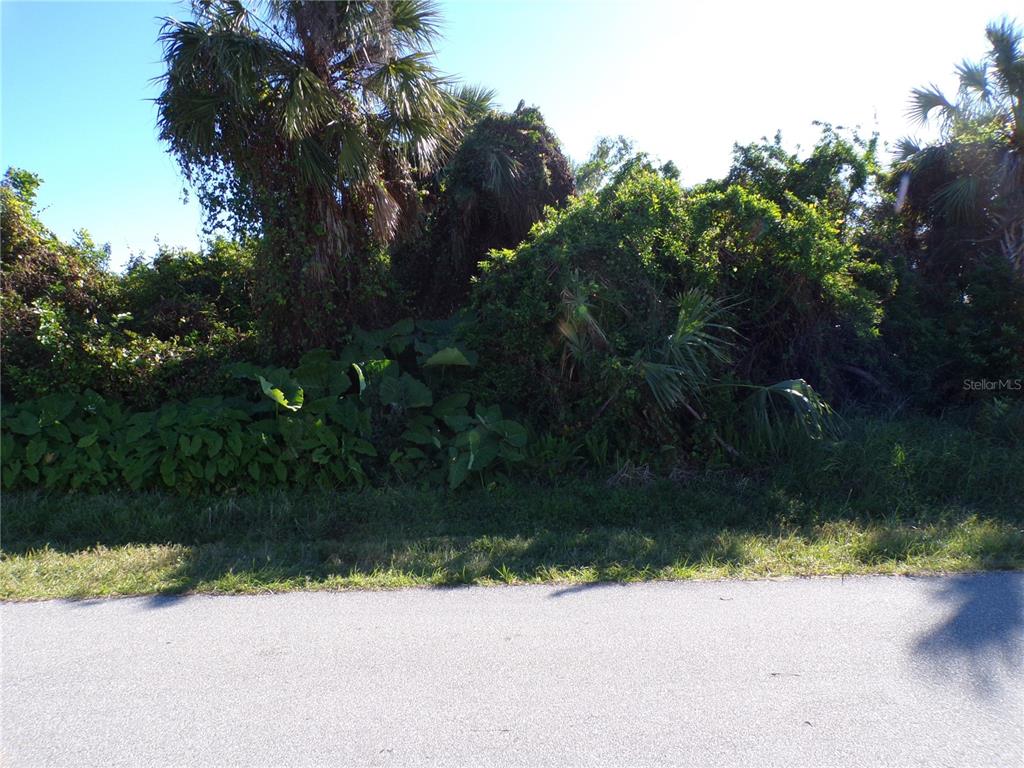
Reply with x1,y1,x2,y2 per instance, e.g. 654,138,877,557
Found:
3,574,1022,767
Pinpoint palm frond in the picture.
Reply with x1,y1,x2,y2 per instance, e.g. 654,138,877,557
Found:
389,0,444,51
932,174,981,222
454,84,498,123
639,360,691,413
956,59,991,102
292,136,335,191
661,289,735,392
908,85,956,127
986,18,1024,94
747,378,840,452
633,289,736,414
329,119,374,181
365,53,462,169
278,66,340,139
894,137,922,162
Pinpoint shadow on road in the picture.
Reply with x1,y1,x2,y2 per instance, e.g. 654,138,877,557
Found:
912,573,1023,694
548,581,629,598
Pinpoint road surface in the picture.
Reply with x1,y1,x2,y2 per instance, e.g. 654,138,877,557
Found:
3,574,1022,767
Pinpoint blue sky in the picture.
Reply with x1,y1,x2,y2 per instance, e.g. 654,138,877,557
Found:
1,0,1018,268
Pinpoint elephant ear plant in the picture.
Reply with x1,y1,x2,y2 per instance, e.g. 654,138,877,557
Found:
1,322,529,494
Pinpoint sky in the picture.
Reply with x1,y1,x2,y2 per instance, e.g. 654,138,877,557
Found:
1,0,1018,269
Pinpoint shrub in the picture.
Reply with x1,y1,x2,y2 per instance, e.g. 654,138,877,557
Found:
0,169,258,408
1,325,526,494
467,160,873,460
866,157,1024,407
1,170,120,402
119,238,256,341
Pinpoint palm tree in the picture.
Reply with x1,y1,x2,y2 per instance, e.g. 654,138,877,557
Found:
898,18,1024,275
156,0,471,352
394,102,575,316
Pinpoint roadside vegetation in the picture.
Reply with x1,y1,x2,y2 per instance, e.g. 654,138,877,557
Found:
2,3,1022,598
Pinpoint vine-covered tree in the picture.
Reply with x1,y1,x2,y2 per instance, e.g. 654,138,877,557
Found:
393,102,574,316
157,0,469,353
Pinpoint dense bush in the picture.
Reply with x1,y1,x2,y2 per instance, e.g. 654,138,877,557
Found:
467,155,873,460
878,245,1024,407
875,20,1024,406
1,325,526,494
119,239,256,341
3,21,1022,497
870,143,1024,406
0,170,257,408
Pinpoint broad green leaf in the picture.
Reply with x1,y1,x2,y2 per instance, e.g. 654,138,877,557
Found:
46,423,72,444
443,413,475,433
160,455,177,487
259,376,304,411
206,432,224,457
6,411,40,436
124,422,151,444
447,452,471,489
25,436,47,465
349,438,377,456
37,393,76,423
423,347,477,368
491,419,528,447
402,424,436,445
432,393,471,418
380,374,433,410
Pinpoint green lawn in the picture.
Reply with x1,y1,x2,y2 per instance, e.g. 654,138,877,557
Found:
3,515,1022,600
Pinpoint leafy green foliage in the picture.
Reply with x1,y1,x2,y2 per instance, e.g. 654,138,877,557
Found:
393,103,575,316
6,16,1022,496
0,170,256,408
572,135,636,193
1,328,526,494
156,0,474,352
898,19,1023,271
119,239,256,341
873,20,1024,405
469,154,874,461
572,135,679,193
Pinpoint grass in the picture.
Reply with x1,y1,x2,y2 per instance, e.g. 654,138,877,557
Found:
3,516,1022,600
2,414,1022,600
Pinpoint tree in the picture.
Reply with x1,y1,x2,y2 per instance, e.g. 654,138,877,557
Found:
393,102,575,316
156,0,469,353
718,125,880,237
880,19,1024,404
898,18,1024,275
572,135,634,193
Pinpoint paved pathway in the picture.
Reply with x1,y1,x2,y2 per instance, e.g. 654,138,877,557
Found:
3,574,1022,767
